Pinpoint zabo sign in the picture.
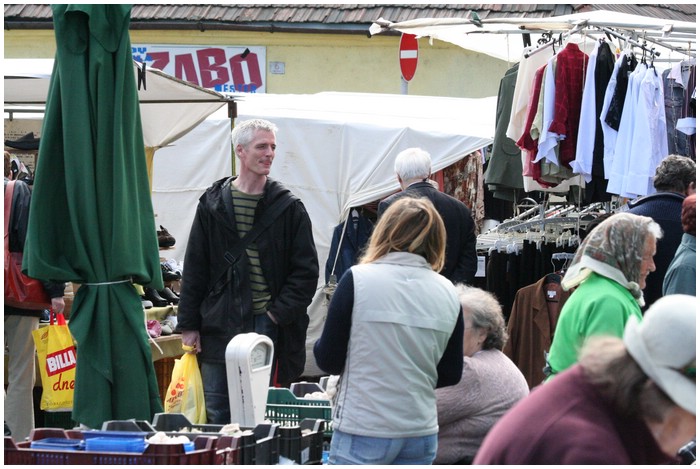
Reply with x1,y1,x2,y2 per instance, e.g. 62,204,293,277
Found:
132,44,267,93
399,33,419,82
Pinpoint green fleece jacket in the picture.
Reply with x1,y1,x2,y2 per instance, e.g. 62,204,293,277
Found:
547,273,642,377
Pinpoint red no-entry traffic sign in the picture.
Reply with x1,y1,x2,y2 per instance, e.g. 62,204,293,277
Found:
399,33,418,81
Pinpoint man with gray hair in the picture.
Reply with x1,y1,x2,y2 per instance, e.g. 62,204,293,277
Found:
378,147,477,285
625,154,696,309
178,118,319,423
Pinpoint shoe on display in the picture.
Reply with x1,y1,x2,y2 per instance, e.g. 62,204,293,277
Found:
157,225,176,248
158,287,180,305
144,287,168,307
161,262,182,282
39,309,51,323
160,317,176,336
164,258,183,276
142,298,153,309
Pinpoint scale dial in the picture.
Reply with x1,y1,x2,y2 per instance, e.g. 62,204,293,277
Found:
250,343,270,369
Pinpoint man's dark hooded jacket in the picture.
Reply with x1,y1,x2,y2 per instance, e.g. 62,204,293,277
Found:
178,176,319,384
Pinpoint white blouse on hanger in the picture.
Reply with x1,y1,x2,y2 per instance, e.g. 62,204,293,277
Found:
572,41,603,182
624,66,668,197
607,61,646,197
600,51,628,178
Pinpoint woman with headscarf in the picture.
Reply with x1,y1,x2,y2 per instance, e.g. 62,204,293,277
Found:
545,212,662,378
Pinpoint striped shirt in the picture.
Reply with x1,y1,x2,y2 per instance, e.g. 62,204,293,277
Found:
232,187,271,315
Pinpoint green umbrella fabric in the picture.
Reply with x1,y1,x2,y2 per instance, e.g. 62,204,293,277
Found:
23,4,164,429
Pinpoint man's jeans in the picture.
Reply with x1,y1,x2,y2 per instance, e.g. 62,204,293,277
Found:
200,313,278,424
328,429,438,465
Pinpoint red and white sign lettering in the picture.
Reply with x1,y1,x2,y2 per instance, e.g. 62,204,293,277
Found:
399,33,419,81
132,44,267,93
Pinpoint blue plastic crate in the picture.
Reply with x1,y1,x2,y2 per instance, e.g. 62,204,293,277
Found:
30,438,83,451
85,437,146,453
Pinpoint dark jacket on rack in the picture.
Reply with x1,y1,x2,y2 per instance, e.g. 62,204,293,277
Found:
625,191,685,309
378,181,478,285
177,176,319,384
504,274,571,389
324,210,373,284
4,178,65,318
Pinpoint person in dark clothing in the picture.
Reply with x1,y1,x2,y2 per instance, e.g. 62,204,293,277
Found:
4,151,66,441
177,119,319,424
625,154,695,310
378,147,477,285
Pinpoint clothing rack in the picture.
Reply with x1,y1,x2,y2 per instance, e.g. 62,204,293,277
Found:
523,22,587,58
596,26,660,58
522,23,695,61
502,216,581,234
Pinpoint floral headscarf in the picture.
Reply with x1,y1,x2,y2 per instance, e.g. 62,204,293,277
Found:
561,212,662,306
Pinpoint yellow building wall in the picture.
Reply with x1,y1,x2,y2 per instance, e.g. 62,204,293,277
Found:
5,29,509,98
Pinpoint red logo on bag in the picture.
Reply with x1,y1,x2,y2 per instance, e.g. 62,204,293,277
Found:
46,347,77,376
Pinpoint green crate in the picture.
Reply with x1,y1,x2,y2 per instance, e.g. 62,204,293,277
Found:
265,388,332,439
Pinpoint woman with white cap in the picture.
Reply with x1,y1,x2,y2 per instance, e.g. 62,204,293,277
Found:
474,294,696,464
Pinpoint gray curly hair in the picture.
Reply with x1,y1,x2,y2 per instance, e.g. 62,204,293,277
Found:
455,284,507,350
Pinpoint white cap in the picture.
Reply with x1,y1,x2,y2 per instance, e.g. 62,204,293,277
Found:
623,294,696,415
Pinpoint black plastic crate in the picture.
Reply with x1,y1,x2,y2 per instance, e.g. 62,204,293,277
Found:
279,418,325,465
150,412,280,465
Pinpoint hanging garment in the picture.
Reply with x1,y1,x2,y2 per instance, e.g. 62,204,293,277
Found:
444,150,485,230
676,65,696,158
600,52,628,177
664,62,696,157
507,46,552,143
534,55,561,167
587,42,616,204
324,210,374,284
548,43,589,169
504,274,571,389
604,52,639,131
536,53,577,187
573,41,602,182
624,66,668,197
517,64,552,186
607,62,647,197
485,62,524,200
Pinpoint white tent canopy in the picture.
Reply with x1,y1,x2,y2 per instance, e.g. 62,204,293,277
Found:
369,10,696,63
234,91,496,375
4,58,231,149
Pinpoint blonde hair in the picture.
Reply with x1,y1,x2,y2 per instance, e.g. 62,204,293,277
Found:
360,196,446,272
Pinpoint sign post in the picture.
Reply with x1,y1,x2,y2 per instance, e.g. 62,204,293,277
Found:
399,33,418,94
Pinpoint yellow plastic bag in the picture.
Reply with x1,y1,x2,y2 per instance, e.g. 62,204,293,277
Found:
31,311,76,411
164,346,207,424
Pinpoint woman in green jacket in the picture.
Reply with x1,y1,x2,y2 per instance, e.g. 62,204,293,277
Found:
546,212,662,379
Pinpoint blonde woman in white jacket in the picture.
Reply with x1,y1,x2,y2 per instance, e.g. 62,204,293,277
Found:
314,197,464,465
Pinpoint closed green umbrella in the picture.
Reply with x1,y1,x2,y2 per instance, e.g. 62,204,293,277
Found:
23,4,164,429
